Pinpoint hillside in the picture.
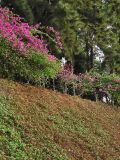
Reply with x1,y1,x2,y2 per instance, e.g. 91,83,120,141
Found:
0,78,120,160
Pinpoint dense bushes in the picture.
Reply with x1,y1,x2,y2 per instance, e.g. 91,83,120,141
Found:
57,71,120,106
0,38,60,84
0,7,61,84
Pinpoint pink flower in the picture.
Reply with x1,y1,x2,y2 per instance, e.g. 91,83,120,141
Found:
49,55,55,61
0,7,49,54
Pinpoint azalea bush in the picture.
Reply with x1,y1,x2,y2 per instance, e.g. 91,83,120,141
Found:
57,70,120,106
0,7,49,54
92,73,120,105
0,38,60,84
0,7,61,83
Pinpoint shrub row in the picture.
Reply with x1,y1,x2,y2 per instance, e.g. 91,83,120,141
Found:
0,38,61,84
42,70,119,106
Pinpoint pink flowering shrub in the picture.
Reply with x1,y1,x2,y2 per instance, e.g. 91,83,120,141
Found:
57,69,120,105
0,7,49,54
48,55,56,61
0,7,61,83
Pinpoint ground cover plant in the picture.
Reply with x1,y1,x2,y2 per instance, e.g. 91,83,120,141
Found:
0,95,31,159
0,80,69,160
0,78,120,160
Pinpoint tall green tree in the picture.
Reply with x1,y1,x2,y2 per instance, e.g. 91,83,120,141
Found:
99,0,120,73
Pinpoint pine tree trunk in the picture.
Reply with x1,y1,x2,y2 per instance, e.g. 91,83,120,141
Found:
90,46,94,69
85,41,90,72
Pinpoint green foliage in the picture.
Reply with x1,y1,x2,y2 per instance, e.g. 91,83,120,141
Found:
0,38,60,84
89,71,120,105
0,96,29,159
80,72,120,105
59,70,120,105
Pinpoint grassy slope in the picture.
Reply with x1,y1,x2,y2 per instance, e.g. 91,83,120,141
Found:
0,78,120,160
